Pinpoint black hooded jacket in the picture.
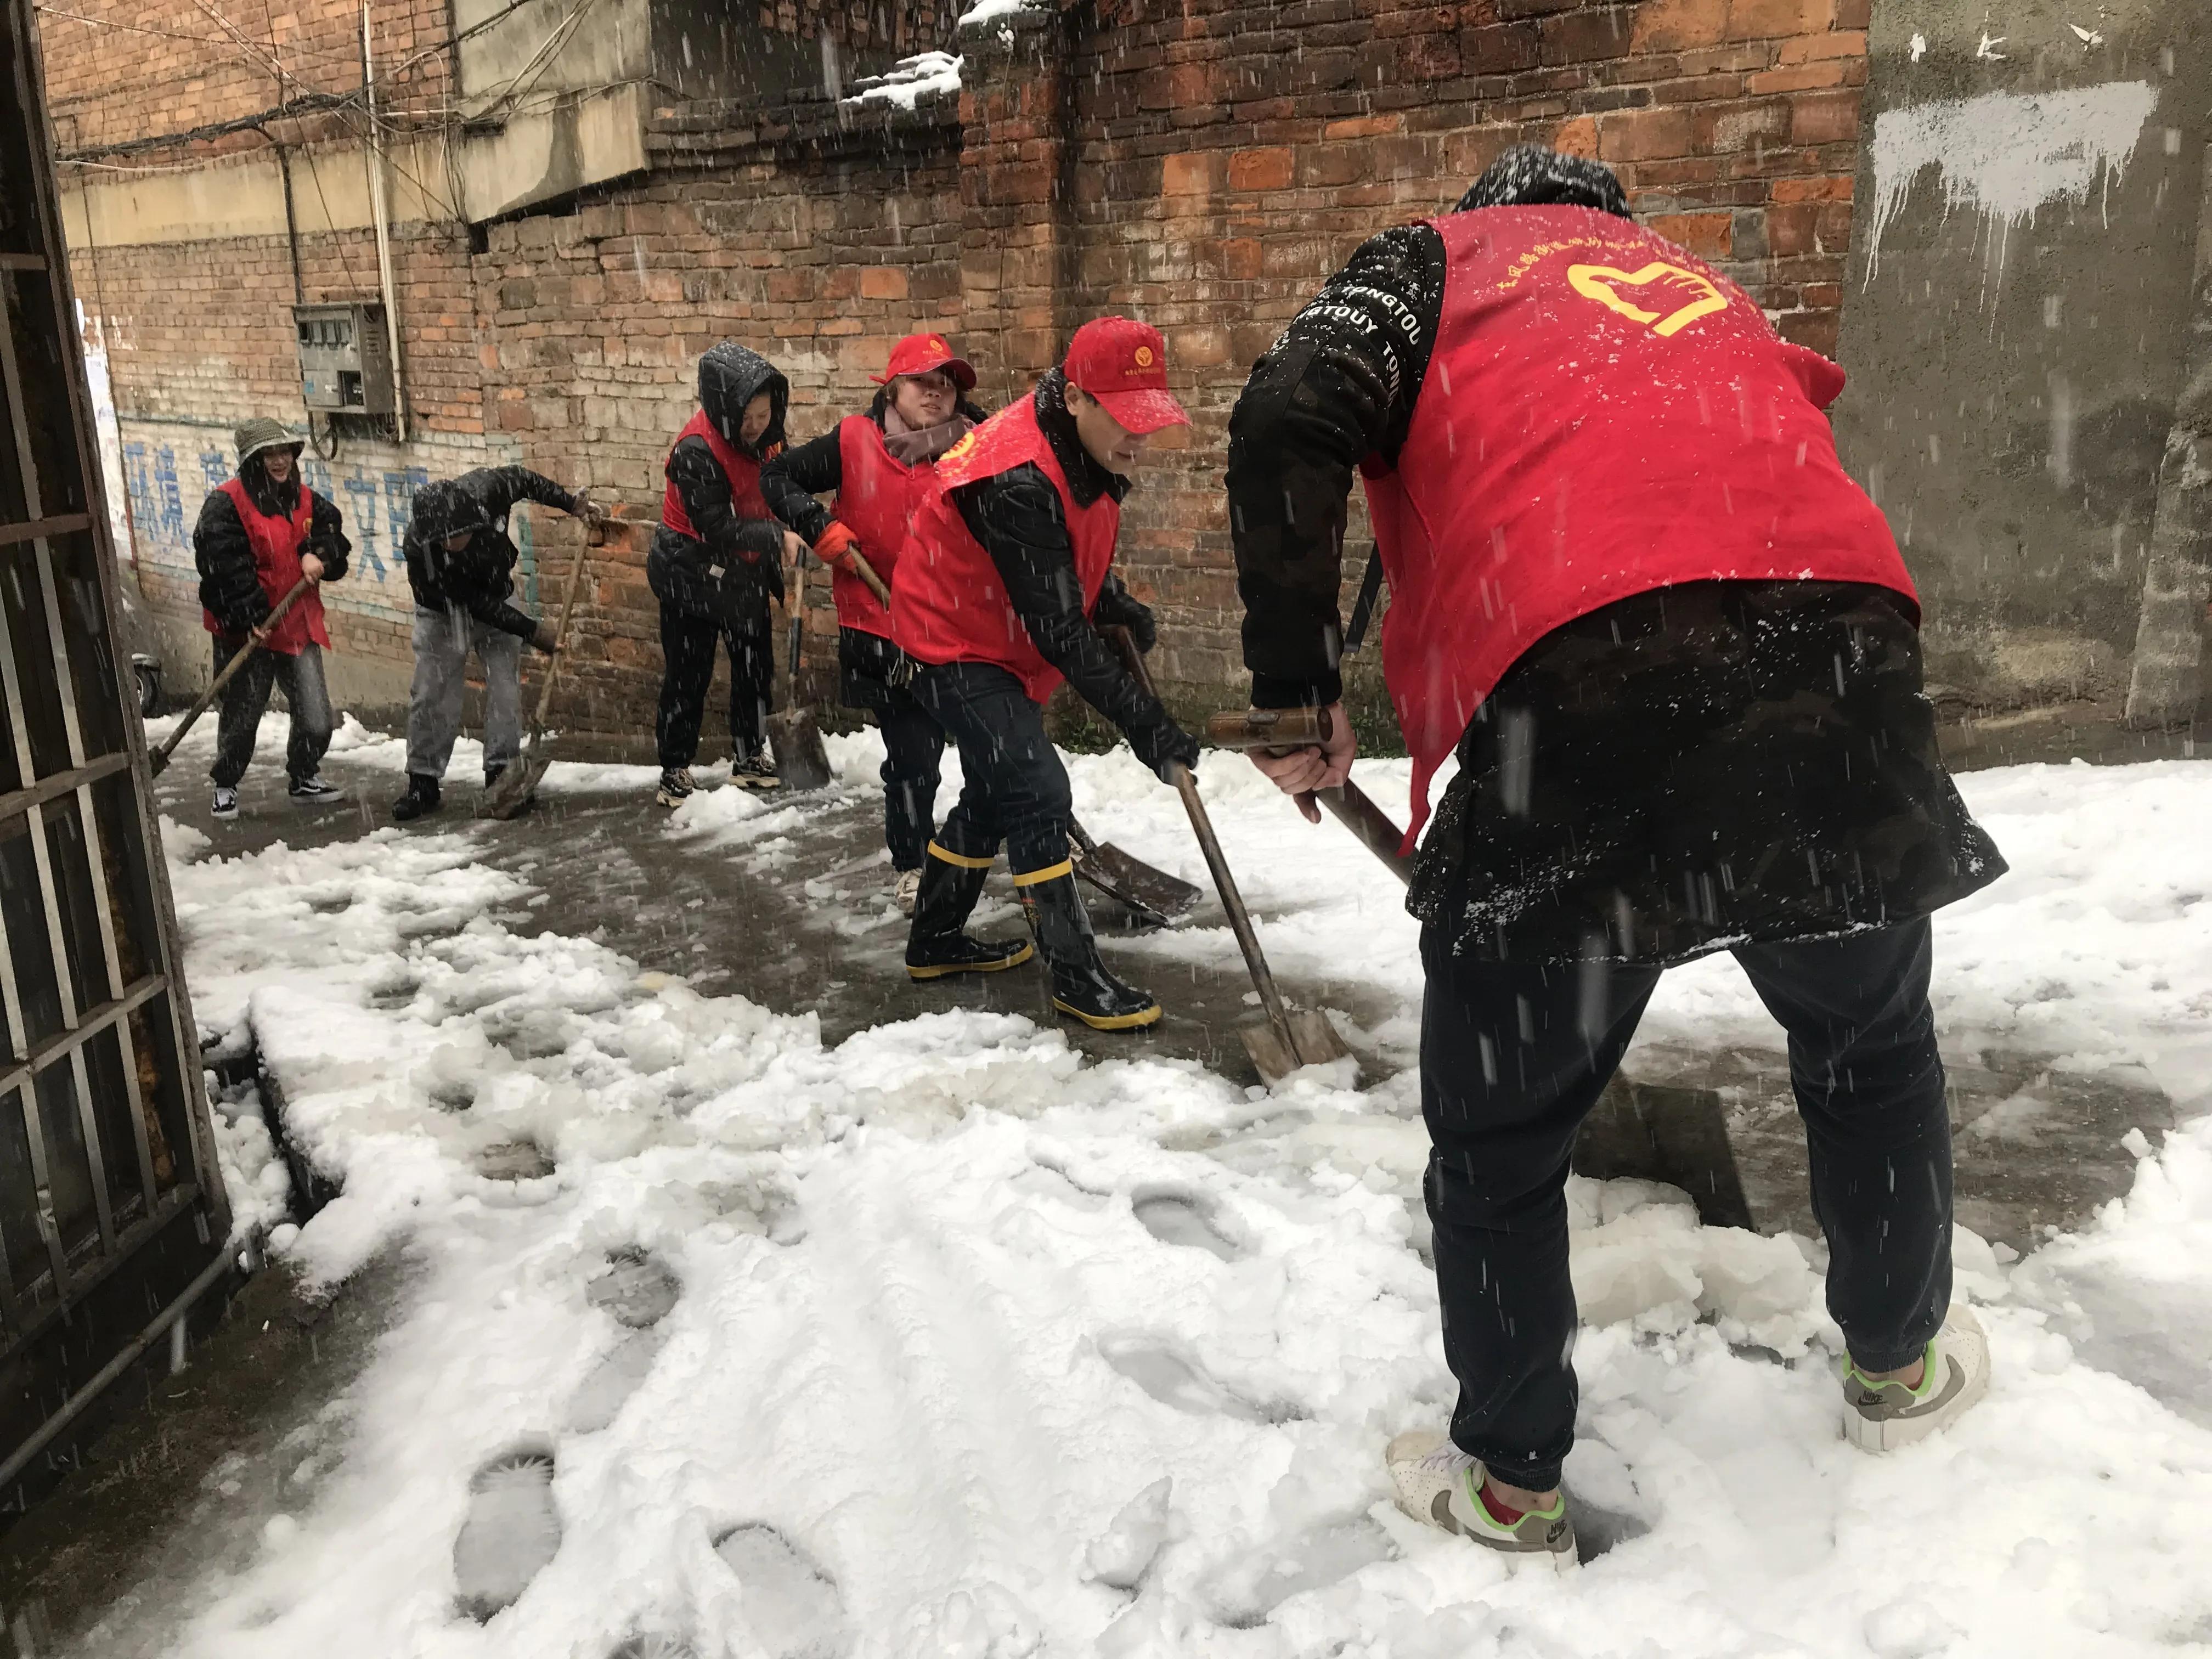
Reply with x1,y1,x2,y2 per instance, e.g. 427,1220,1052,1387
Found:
1224,147,2004,965
650,342,790,620
403,466,582,639
944,370,1193,776
193,454,350,634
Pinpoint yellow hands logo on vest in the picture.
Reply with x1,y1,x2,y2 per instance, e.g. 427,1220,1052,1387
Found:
1567,261,1730,337
942,431,979,467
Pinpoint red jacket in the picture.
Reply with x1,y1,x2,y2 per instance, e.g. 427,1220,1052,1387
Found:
1365,205,1915,845
662,409,773,538
890,398,1120,704
831,415,935,638
201,477,327,654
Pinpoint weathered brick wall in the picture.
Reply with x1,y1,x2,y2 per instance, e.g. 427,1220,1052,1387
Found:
472,136,966,743
40,0,454,156
1028,0,1871,712
52,0,1888,744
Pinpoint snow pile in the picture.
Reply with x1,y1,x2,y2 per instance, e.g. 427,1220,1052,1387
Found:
957,0,1035,27
89,754,2212,1656
842,50,963,110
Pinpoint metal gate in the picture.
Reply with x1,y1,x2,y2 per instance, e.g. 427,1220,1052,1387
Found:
0,0,232,1505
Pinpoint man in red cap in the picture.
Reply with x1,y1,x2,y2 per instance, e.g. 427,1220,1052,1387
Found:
889,316,1200,1029
763,333,991,912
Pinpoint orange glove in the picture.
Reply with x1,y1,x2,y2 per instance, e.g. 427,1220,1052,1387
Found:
812,521,859,567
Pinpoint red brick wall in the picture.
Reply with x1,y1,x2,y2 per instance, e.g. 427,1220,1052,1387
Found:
39,0,454,156
472,142,966,736
50,0,1879,738
1032,0,1870,706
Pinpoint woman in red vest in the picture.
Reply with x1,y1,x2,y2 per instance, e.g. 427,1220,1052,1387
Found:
1227,149,2007,1568
761,333,990,914
191,416,351,821
888,317,1200,1030
649,341,806,805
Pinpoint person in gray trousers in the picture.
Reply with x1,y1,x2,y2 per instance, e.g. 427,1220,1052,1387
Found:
391,467,599,821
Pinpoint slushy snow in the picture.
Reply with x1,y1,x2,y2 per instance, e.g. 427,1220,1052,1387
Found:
87,738,2212,1657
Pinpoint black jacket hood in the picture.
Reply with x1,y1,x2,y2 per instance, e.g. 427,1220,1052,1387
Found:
1454,145,1632,219
699,342,789,461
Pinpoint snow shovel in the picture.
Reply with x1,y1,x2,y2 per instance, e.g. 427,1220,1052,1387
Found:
846,548,1198,926
766,555,834,792
148,575,313,777
1106,627,1355,1084
478,536,590,820
1204,706,1413,887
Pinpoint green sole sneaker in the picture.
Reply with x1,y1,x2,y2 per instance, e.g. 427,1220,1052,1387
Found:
1843,1304,1991,1452
1385,1430,1578,1574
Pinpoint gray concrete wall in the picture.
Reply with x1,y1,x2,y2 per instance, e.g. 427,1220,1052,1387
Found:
1835,0,2209,714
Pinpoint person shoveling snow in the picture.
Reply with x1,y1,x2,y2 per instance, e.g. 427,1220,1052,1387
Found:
1225,145,2010,1568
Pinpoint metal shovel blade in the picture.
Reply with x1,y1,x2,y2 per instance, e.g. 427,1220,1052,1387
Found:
767,708,834,792
1240,1007,1355,1086
1067,817,1200,925
477,753,553,820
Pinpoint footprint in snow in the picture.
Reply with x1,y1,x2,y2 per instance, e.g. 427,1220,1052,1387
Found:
453,1446,561,1622
713,1525,849,1658
565,1330,670,1434
586,1248,681,1328
1201,1515,1398,1629
477,1139,555,1181
1086,1477,1174,1590
608,1637,699,1659
1131,1190,1238,1261
1097,1336,1302,1425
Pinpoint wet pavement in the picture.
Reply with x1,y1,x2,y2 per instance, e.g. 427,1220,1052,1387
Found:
0,730,2185,1649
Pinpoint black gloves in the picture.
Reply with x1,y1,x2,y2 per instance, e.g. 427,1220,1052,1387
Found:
1127,713,1200,786
1093,584,1158,653
529,618,560,654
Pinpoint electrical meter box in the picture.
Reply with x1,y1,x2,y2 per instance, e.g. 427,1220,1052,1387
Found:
294,302,396,414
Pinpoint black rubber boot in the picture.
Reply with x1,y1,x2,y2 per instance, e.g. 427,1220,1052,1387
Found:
484,761,506,789
391,773,442,822
905,845,1032,979
1017,868,1161,1030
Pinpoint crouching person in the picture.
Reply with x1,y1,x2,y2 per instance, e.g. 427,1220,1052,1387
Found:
192,417,351,820
890,317,1198,1030
761,332,988,912
393,467,598,822
650,342,808,806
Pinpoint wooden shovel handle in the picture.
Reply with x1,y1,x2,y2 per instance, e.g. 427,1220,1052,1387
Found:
525,536,592,736
1104,624,1300,1054
150,575,313,771
845,548,893,609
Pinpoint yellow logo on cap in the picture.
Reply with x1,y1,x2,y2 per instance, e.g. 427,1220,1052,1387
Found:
1132,345,1155,369
928,337,947,353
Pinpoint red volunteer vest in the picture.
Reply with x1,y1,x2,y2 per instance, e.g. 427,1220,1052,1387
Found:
1366,205,1916,847
831,414,938,638
661,409,774,540
202,477,326,655
891,397,1119,704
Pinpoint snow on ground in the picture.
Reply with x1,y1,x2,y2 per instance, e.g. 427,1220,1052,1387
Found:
101,739,2212,1657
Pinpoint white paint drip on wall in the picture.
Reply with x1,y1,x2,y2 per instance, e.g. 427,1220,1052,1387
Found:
1865,81,2160,290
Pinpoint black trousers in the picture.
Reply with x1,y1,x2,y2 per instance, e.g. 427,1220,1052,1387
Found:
910,661,1070,874
877,688,945,871
656,599,772,769
208,634,333,788
1424,917,1953,1493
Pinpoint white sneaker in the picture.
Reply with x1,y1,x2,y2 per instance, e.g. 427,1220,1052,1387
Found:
1385,1430,1577,1573
1843,1304,1991,1452
894,868,921,915
211,786,239,821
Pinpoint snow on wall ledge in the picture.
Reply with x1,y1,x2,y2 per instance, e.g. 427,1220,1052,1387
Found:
1864,81,2159,283
841,49,962,110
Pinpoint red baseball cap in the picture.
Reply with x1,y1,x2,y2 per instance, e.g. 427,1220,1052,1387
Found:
1063,317,1189,435
873,332,976,391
